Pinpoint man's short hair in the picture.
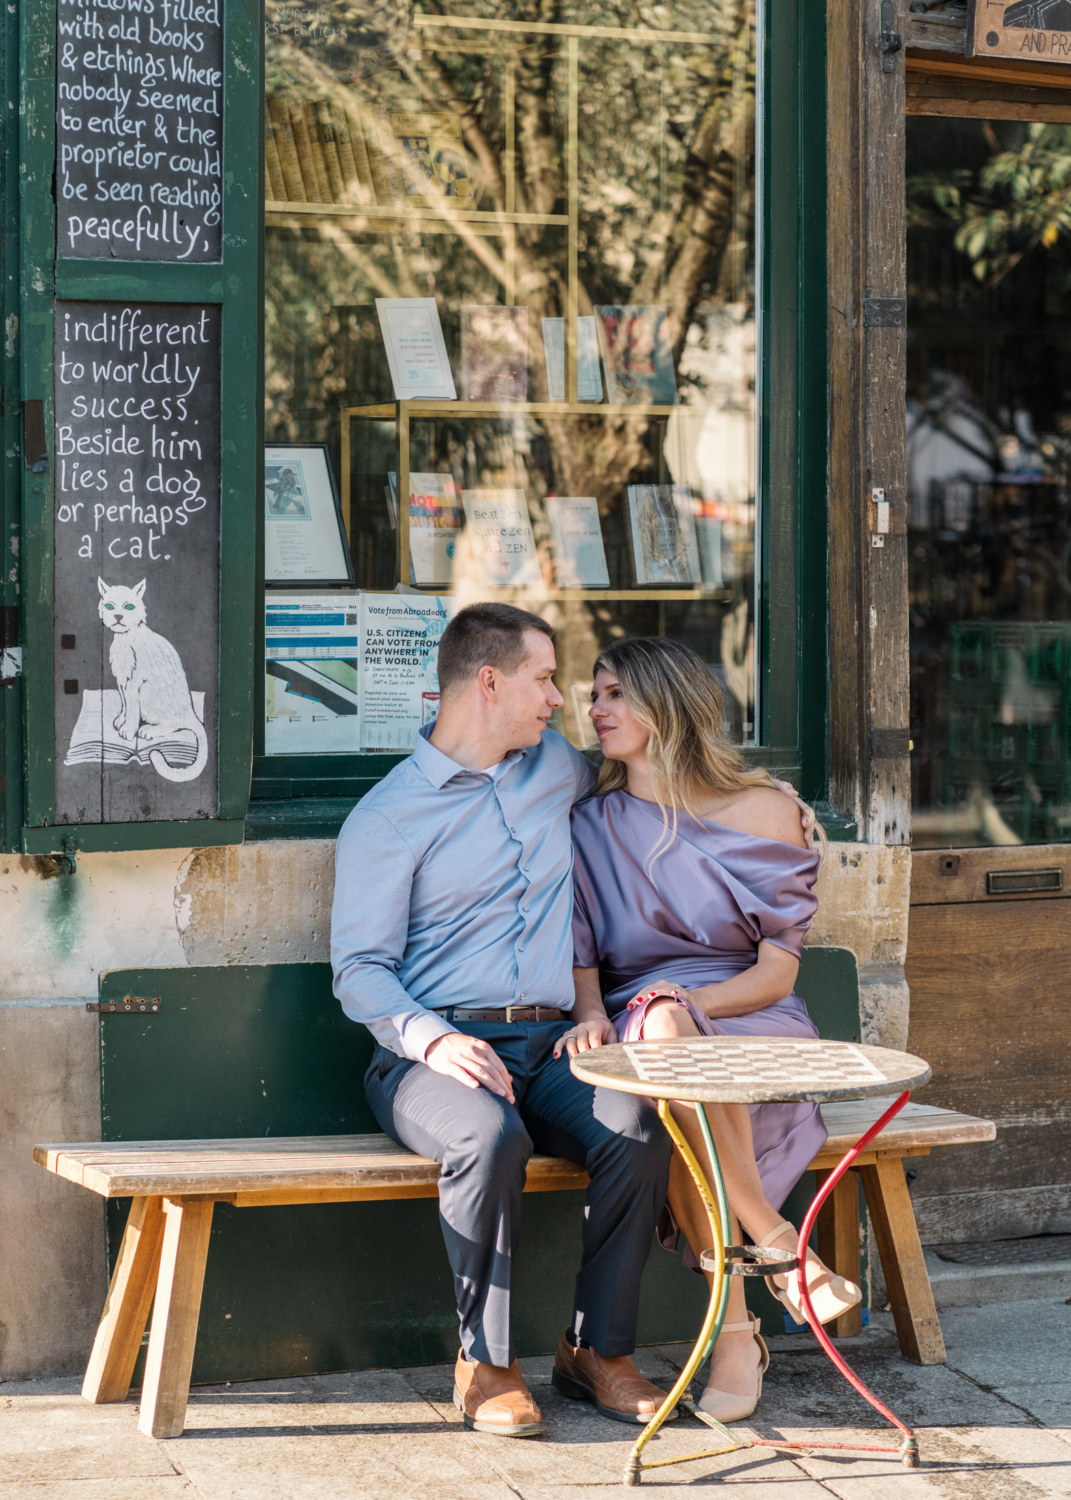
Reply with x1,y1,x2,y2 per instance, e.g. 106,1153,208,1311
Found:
437,602,554,695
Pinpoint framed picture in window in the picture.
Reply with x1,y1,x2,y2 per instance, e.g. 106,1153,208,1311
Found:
265,443,354,587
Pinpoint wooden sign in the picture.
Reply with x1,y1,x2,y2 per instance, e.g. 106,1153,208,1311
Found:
56,0,223,260
53,302,221,824
968,0,1071,63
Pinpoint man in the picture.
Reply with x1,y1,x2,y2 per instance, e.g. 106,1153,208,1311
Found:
332,603,813,1437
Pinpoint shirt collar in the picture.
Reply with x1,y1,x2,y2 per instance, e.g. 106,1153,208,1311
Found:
413,723,526,789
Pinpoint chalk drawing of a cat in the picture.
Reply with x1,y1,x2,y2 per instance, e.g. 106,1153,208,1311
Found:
97,578,208,784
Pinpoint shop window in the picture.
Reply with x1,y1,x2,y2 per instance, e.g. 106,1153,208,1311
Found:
258,0,761,785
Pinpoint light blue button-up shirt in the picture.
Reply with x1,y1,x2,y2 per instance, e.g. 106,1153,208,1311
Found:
331,725,598,1061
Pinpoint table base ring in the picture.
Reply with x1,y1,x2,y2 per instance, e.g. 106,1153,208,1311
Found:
699,1244,799,1276
624,1092,922,1485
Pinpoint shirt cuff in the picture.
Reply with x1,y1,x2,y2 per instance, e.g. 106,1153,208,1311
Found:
401,1007,458,1064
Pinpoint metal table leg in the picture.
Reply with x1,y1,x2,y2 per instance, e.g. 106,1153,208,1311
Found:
622,1092,921,1485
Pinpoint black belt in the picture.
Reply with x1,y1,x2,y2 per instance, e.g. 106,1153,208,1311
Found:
440,1005,565,1024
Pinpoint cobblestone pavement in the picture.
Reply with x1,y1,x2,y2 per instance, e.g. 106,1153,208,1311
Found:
2,1301,1070,1499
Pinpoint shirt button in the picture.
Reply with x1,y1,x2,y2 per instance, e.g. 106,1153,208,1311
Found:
521,865,529,874
521,905,529,913
518,942,525,952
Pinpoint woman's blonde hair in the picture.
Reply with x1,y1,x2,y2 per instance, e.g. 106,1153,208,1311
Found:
592,636,824,868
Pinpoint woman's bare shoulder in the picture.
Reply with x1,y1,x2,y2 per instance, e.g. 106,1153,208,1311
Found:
717,786,808,848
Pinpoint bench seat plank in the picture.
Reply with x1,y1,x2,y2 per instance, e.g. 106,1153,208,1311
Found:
34,1100,995,1199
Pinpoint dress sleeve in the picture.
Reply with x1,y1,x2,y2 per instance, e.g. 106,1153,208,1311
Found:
754,854,819,961
572,880,600,967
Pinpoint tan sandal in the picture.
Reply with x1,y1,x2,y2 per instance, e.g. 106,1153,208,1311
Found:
696,1314,769,1424
759,1220,862,1327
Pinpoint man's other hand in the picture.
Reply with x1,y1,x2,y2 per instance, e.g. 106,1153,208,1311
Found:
425,1032,516,1103
772,777,817,849
553,1017,618,1060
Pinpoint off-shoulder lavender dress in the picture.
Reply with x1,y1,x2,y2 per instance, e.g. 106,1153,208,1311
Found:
571,789,827,1259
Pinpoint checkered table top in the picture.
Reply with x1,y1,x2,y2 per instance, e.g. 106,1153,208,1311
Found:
570,1037,930,1104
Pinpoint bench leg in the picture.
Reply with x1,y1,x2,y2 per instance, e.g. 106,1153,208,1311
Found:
82,1195,166,1404
858,1156,946,1367
138,1197,214,1439
814,1168,863,1339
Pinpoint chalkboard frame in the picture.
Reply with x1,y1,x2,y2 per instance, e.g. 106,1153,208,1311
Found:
16,0,263,853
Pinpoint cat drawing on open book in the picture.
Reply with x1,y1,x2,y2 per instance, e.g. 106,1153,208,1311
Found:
97,578,207,783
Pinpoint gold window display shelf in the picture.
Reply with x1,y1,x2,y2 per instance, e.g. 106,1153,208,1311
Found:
341,399,724,603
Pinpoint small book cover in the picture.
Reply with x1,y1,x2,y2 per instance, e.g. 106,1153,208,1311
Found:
460,488,541,586
387,471,463,586
316,100,346,202
462,305,528,401
541,316,603,402
694,510,724,587
626,484,700,585
64,690,204,768
389,111,476,209
545,495,610,588
376,298,457,400
594,305,678,406
269,97,306,202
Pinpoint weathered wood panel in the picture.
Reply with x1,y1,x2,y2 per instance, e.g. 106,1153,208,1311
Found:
911,845,1071,906
53,302,220,823
905,899,1071,1216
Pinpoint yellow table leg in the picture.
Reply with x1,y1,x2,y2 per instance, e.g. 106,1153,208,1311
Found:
623,1100,743,1485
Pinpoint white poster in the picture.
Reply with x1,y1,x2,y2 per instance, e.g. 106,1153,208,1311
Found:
265,445,352,585
265,593,362,754
375,298,457,400
360,593,455,751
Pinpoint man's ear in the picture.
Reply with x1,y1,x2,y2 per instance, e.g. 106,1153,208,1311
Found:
476,664,498,702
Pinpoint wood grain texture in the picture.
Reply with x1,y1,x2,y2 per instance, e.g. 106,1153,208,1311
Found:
815,1169,863,1338
138,1197,214,1440
860,1155,946,1365
81,1195,165,1404
35,1102,993,1198
908,92,1071,121
910,846,1071,907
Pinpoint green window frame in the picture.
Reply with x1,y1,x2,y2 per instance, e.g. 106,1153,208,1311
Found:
3,0,262,855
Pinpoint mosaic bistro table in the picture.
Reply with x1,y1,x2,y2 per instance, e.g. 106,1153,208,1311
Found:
570,1036,932,1485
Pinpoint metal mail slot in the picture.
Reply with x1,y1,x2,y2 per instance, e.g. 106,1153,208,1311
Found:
986,869,1062,896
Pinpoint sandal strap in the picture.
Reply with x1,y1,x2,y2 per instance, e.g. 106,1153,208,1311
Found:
719,1318,760,1334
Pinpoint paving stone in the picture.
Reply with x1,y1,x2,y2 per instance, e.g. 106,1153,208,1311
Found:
0,1482,191,1500
0,1394,175,1483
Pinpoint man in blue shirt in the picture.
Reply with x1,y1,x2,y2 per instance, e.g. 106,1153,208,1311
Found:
332,603,676,1437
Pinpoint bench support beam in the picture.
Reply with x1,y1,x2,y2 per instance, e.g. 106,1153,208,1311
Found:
82,1195,165,1405
815,1168,864,1339
138,1197,215,1439
858,1157,946,1366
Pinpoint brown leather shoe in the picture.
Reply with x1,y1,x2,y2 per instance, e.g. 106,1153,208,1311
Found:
551,1332,678,1425
453,1351,544,1436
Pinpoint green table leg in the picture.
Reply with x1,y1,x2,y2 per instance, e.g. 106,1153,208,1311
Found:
623,1100,744,1486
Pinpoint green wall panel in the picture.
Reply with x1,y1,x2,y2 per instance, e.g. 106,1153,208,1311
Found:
99,953,859,1384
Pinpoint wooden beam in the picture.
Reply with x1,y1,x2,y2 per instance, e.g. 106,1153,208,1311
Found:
138,1197,214,1439
859,1155,946,1365
82,1196,165,1404
815,1169,864,1339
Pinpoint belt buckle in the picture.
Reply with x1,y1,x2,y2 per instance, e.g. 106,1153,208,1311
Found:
505,1004,520,1023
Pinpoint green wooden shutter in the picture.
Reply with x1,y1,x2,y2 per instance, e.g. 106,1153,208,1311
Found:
14,0,261,854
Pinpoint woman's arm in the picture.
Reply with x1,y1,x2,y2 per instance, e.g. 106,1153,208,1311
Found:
553,967,618,1058
644,940,799,1020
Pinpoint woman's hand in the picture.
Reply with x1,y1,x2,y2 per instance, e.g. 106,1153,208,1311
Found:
772,778,817,848
629,980,692,1009
554,1016,618,1059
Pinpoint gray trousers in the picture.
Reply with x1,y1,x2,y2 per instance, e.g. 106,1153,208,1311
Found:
364,1020,672,1368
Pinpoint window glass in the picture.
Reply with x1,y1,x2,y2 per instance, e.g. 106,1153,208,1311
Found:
264,0,757,754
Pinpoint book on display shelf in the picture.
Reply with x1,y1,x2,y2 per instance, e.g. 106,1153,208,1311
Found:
462,305,528,401
541,316,603,402
626,483,700,585
387,472,462,588
594,304,678,406
265,115,287,199
316,101,346,202
460,488,541,586
544,495,610,588
389,110,477,209
376,297,457,400
269,97,306,201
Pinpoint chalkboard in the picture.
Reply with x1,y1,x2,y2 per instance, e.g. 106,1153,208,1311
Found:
56,0,223,262
53,301,221,823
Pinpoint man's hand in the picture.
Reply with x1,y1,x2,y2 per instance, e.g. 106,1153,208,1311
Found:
772,778,817,849
425,1032,515,1103
553,1016,618,1060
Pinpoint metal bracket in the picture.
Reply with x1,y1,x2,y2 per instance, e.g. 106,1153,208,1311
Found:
879,0,903,70
48,836,78,876
864,297,906,327
87,994,161,1014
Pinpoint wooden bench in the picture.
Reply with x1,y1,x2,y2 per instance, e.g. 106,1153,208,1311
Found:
35,1098,994,1441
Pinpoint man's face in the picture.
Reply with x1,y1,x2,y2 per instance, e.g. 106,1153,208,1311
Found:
495,629,565,748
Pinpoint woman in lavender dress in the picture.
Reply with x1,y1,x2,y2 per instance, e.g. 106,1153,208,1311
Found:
555,638,861,1424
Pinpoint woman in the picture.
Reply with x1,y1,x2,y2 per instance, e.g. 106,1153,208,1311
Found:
555,637,860,1423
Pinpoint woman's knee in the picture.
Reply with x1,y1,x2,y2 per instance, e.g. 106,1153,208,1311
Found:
640,998,701,1041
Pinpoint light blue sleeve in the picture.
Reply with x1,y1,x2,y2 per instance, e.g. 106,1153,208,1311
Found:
556,731,598,803
331,804,457,1062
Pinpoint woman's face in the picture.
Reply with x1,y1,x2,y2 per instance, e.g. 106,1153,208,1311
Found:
589,667,650,762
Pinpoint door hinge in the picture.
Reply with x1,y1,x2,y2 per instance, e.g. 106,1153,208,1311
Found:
879,0,903,70
87,994,161,1014
864,297,906,327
